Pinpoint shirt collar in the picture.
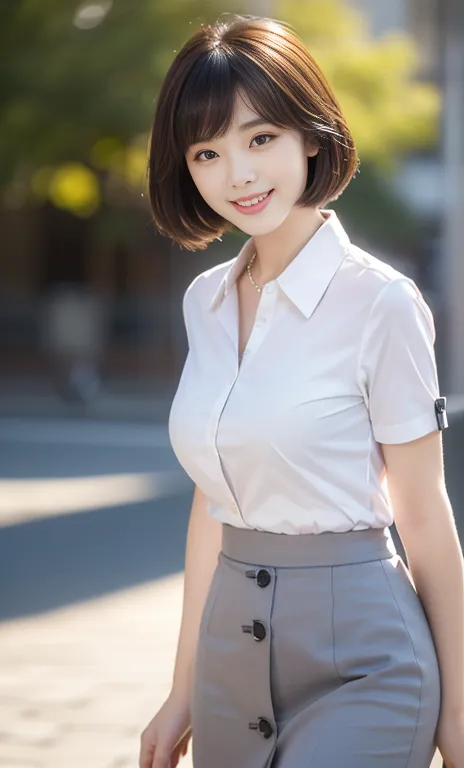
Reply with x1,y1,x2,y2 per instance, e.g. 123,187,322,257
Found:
208,209,350,319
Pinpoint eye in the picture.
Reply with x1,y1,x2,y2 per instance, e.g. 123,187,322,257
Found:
250,133,275,147
194,149,218,162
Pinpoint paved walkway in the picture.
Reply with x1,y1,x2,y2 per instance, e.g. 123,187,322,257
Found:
0,573,193,768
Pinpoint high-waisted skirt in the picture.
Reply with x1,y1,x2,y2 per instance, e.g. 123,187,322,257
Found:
191,524,441,767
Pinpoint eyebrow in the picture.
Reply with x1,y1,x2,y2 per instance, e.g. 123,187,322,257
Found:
238,118,272,132
188,118,273,151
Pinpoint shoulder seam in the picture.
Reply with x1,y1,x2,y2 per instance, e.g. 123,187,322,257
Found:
355,276,417,402
345,246,407,283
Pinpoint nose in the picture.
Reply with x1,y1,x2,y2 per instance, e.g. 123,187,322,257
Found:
228,154,258,189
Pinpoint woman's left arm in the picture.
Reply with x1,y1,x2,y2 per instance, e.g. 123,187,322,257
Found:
383,430,464,768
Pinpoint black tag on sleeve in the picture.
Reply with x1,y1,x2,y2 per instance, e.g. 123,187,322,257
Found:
434,397,448,431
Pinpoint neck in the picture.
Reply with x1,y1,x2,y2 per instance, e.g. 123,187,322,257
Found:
250,206,327,284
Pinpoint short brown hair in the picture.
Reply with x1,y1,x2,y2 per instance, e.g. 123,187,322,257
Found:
148,15,359,251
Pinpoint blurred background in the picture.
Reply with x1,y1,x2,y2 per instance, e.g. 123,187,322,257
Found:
0,1,462,766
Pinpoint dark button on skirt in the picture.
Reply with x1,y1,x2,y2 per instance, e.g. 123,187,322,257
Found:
192,524,441,767
256,568,271,588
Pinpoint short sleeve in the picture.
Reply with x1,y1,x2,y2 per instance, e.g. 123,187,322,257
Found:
357,278,444,444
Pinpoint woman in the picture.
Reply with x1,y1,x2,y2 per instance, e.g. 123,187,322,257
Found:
139,15,464,768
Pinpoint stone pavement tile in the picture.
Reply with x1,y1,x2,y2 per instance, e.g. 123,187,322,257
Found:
6,682,96,708
0,704,41,732
0,717,59,744
0,741,47,767
1,763,41,768
0,573,191,767
0,666,52,688
55,693,162,729
42,726,191,768
2,725,141,768
42,743,135,768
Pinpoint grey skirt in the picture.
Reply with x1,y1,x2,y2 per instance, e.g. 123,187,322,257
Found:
192,524,441,767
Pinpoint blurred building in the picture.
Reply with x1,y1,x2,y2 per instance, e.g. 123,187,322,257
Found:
1,0,462,405
349,0,464,394
1,198,226,400
348,0,441,218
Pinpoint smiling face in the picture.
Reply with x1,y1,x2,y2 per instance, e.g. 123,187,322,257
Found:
149,18,359,250
185,93,319,237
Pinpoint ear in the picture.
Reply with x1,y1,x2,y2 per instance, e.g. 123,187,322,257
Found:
307,141,320,158
304,133,320,158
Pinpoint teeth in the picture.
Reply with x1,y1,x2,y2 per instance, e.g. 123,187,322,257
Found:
235,191,270,207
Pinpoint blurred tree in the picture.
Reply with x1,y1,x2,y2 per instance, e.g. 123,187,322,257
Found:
0,0,241,216
0,0,439,231
278,0,440,167
277,0,440,250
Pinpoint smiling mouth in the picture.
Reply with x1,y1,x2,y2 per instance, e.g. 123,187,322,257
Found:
232,190,273,207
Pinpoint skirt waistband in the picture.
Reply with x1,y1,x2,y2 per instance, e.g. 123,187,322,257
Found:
221,524,397,567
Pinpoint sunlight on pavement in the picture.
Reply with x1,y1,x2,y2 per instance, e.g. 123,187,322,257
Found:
0,571,193,767
0,471,189,527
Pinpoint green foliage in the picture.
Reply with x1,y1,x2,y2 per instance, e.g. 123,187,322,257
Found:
0,0,439,224
277,0,440,168
0,0,241,211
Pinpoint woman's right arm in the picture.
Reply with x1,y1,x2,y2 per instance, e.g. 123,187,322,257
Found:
171,483,224,699
139,484,223,768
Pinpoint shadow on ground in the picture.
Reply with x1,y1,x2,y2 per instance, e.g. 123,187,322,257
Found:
0,490,192,621
1,411,462,623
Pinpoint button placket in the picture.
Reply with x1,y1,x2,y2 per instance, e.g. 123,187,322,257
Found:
241,287,276,364
243,566,276,743
209,286,278,525
208,370,244,516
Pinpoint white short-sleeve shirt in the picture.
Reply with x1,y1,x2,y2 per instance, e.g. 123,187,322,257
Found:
168,210,447,534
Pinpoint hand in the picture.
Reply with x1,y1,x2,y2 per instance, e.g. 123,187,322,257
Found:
435,708,464,768
139,692,192,768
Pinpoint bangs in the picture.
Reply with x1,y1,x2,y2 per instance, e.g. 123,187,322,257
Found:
173,49,291,153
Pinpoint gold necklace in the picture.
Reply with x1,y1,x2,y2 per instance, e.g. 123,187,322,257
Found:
246,252,263,293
